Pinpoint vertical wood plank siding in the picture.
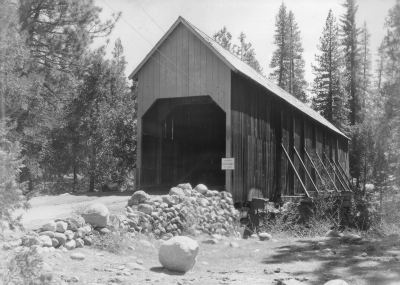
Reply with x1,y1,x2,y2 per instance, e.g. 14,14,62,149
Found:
231,72,349,202
231,72,276,201
136,23,231,187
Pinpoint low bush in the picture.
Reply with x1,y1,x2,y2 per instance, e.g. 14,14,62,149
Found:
2,247,52,285
91,229,133,254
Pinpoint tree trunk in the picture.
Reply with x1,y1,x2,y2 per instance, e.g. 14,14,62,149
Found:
89,143,96,192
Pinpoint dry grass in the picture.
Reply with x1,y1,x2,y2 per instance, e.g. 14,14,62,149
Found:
91,229,134,254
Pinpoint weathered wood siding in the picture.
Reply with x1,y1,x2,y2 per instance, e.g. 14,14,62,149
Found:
231,72,349,201
136,23,231,187
231,72,275,202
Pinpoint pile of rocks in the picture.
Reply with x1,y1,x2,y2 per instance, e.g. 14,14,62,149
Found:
18,217,94,252
4,203,111,252
125,183,240,239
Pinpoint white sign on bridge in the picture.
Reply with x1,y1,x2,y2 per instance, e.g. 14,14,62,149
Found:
221,158,235,170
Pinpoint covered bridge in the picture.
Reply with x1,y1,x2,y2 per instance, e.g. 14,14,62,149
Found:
129,16,351,203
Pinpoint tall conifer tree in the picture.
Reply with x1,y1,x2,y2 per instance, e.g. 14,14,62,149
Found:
340,0,360,125
270,3,307,102
312,10,348,130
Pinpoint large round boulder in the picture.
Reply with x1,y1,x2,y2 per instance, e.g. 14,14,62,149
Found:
128,190,150,206
158,236,199,273
81,203,109,228
194,184,208,195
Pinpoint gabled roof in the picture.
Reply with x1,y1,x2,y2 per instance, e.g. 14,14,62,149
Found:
129,16,348,139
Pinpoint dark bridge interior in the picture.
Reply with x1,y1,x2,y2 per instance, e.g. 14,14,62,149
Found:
141,96,225,189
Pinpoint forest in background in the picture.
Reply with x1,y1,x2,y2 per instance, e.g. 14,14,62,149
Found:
1,0,400,230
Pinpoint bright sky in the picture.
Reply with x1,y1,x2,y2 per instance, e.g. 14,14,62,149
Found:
94,0,395,85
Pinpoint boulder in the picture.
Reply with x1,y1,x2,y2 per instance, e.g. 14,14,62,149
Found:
54,233,67,246
39,231,55,238
65,230,74,240
83,236,92,246
81,203,109,228
177,183,192,191
128,190,150,206
162,195,179,206
194,184,208,195
98,227,111,234
138,204,153,215
341,233,362,243
41,221,56,232
70,252,85,260
323,280,349,285
326,229,342,238
75,238,84,248
158,236,199,273
197,198,209,207
169,187,186,197
66,216,85,231
56,221,68,233
39,235,53,247
51,238,59,248
258,232,272,241
65,240,76,250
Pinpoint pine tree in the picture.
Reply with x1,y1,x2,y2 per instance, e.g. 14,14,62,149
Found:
287,11,307,102
340,0,361,125
270,3,289,89
359,22,372,120
233,32,263,73
213,26,233,50
312,10,349,130
270,4,307,102
213,27,262,73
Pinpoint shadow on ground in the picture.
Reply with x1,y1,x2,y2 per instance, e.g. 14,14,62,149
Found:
150,267,185,276
262,234,400,285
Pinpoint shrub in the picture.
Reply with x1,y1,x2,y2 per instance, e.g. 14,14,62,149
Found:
258,196,340,238
91,229,133,254
0,121,29,228
2,247,51,285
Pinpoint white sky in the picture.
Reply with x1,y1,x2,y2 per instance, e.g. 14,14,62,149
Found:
94,0,395,85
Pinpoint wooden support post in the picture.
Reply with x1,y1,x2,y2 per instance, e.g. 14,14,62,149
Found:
294,146,319,193
337,160,352,189
333,160,352,192
323,152,349,192
304,148,329,192
281,143,310,198
315,152,340,192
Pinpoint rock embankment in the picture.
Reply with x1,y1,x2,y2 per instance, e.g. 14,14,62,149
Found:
124,183,240,239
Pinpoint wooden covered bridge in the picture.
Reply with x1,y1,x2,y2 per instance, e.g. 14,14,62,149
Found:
129,16,351,203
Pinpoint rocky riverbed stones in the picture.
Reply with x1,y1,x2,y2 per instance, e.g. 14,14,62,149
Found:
158,236,199,273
